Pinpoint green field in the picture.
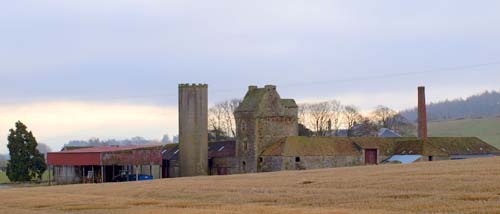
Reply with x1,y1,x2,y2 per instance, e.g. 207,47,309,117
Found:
0,171,9,184
429,117,500,149
0,171,50,184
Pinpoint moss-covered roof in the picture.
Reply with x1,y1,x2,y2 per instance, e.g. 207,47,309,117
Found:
261,136,361,156
261,136,499,157
235,88,267,112
235,87,297,113
280,99,298,108
425,137,498,156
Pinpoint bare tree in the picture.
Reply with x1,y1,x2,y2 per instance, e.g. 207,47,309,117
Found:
298,100,343,136
220,99,241,137
208,99,241,140
343,105,362,137
209,103,225,140
308,102,331,136
371,105,397,128
298,103,309,126
328,100,343,136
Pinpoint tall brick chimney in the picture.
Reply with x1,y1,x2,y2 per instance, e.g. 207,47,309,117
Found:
417,86,428,140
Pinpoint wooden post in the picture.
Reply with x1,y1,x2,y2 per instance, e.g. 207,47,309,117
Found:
135,165,139,181
92,166,94,183
64,165,67,184
150,164,152,178
48,165,51,186
101,165,104,183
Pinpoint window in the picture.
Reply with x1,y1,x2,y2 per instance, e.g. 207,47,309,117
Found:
241,121,247,132
259,157,263,163
428,156,433,161
243,139,248,151
242,161,246,171
218,146,225,152
295,157,301,162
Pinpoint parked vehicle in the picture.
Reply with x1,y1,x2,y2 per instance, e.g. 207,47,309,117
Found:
113,174,153,182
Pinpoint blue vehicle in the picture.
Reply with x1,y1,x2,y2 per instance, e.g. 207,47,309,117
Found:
113,174,153,182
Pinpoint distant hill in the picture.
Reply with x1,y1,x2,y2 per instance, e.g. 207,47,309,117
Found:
429,117,500,149
401,90,500,122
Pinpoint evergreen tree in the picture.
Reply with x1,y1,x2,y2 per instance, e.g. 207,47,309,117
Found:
6,121,47,182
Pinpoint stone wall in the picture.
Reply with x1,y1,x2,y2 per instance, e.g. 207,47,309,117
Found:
235,85,298,173
210,157,239,175
178,84,208,177
260,155,363,171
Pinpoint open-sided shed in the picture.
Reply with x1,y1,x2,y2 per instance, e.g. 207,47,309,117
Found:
47,145,163,184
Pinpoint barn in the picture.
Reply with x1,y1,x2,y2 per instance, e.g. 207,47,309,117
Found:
47,145,163,184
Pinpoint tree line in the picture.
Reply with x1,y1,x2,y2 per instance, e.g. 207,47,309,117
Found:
298,101,414,137
401,90,500,122
208,99,415,140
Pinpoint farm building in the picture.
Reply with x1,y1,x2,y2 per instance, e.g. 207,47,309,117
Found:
47,145,163,184
162,140,238,178
46,84,500,184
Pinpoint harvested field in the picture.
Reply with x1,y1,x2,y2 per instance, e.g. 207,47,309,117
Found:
1,157,499,214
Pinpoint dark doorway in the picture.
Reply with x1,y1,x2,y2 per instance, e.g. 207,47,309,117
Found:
162,160,169,178
208,159,214,176
365,149,378,165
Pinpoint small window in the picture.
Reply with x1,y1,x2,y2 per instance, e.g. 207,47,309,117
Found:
174,149,179,154
243,139,248,151
428,156,433,161
218,146,225,152
241,121,247,131
295,157,301,162
259,157,263,163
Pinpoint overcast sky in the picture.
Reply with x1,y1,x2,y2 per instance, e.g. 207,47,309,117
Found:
1,1,500,153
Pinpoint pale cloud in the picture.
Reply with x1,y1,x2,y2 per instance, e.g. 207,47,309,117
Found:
0,102,177,153
1,1,500,154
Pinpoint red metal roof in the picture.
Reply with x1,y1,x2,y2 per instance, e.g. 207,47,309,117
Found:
56,145,162,153
47,145,163,166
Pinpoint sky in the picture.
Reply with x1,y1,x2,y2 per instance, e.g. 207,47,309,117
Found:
1,1,500,153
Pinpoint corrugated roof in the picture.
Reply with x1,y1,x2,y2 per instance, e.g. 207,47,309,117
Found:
47,144,164,166
378,128,401,138
163,141,236,160
53,144,163,154
386,155,423,164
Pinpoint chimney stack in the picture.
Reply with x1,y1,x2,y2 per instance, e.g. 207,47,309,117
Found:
417,86,428,140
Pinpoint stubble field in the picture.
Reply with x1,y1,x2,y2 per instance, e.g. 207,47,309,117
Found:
0,157,499,214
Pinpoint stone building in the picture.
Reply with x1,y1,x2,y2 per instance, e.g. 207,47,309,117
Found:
48,84,499,184
162,84,499,177
178,84,208,177
234,85,299,173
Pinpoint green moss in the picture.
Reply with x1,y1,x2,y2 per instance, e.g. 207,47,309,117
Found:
280,99,297,108
261,136,498,157
235,88,267,112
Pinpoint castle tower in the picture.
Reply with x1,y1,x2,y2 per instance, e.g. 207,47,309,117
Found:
417,86,428,140
234,85,298,173
178,83,208,177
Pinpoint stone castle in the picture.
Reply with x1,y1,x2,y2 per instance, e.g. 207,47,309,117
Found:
46,83,500,184
163,84,499,177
